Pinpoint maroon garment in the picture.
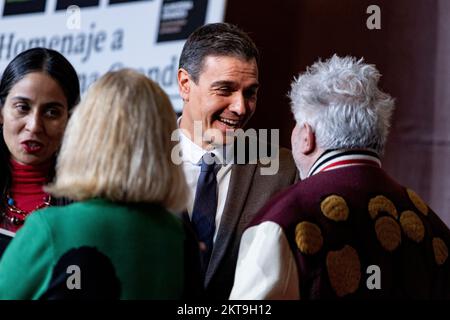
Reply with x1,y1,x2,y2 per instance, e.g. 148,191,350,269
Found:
249,165,450,299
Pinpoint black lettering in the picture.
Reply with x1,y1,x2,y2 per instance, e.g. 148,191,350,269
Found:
28,37,47,48
110,29,124,51
13,39,27,57
6,33,15,60
0,34,5,60
73,33,86,55
48,36,61,50
94,31,107,52
61,34,74,55
162,55,177,87
81,23,96,63
147,67,160,82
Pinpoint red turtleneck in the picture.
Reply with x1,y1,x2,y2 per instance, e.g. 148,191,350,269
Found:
9,158,51,213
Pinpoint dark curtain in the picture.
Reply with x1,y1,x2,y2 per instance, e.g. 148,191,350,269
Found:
226,0,450,226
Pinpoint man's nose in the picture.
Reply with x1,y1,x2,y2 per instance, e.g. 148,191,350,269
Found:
230,93,246,115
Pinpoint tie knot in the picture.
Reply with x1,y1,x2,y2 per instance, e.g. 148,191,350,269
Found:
200,153,217,172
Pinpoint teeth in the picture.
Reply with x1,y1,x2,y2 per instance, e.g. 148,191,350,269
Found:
26,142,41,148
219,118,239,126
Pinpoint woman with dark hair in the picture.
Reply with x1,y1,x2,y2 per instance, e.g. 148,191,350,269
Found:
0,48,80,237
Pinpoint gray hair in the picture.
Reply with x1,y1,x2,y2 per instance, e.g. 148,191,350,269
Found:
289,55,395,154
179,22,259,83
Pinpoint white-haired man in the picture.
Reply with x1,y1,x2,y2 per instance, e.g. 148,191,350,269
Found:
230,55,450,299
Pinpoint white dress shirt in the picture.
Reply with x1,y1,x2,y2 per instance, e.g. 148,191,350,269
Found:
178,125,233,242
229,221,300,299
229,149,382,300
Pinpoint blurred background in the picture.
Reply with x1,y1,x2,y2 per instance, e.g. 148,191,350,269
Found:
1,0,449,226
226,0,450,227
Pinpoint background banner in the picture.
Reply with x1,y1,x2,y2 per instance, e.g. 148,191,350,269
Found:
0,0,227,112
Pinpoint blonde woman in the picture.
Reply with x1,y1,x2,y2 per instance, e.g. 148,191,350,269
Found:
0,69,201,299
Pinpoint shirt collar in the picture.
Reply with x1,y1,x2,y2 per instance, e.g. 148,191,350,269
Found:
177,117,233,165
308,148,381,178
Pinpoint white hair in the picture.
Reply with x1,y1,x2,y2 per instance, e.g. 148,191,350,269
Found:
289,54,395,154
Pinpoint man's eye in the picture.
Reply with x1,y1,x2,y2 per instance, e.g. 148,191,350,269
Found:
217,88,233,96
244,90,257,100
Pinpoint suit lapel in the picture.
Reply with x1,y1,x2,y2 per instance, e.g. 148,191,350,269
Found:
205,162,257,286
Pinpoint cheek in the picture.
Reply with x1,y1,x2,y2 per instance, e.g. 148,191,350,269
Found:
1,117,22,143
202,98,225,118
247,101,257,116
1,120,23,161
46,118,68,145
292,137,302,156
291,126,299,147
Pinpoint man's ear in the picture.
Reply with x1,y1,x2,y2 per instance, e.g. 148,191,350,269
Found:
301,123,316,155
177,68,191,102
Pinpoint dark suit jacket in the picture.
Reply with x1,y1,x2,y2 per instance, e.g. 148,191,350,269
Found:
198,147,298,299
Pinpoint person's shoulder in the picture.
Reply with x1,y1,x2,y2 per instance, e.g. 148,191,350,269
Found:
401,187,450,238
279,146,293,158
30,205,65,221
248,182,301,227
278,147,296,167
35,200,89,217
127,203,186,235
29,200,108,229
52,196,74,207
253,145,297,175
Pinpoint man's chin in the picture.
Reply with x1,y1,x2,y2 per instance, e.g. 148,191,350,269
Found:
206,132,235,146
206,124,240,146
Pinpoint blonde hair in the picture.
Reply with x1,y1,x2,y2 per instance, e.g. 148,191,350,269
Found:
47,69,188,212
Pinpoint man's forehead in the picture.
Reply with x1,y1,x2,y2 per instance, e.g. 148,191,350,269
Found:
198,55,259,84
201,55,258,72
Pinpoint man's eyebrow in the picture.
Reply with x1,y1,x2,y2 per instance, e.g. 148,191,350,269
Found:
210,81,260,89
246,83,260,91
210,80,236,88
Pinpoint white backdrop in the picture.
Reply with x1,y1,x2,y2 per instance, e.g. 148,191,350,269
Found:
0,0,227,112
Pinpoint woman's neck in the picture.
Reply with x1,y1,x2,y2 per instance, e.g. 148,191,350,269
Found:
9,158,52,208
9,158,52,192
1,158,53,232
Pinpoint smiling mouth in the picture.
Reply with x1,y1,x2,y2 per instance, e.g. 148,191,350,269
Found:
217,116,242,129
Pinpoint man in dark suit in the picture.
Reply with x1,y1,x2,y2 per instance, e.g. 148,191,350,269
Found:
176,23,297,299
230,55,450,299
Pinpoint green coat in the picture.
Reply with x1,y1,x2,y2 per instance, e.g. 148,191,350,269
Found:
0,199,192,299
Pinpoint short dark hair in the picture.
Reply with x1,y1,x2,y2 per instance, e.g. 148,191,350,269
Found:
179,23,259,83
0,47,80,110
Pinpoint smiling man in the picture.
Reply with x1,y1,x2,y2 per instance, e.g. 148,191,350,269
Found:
177,23,297,299
179,54,259,147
